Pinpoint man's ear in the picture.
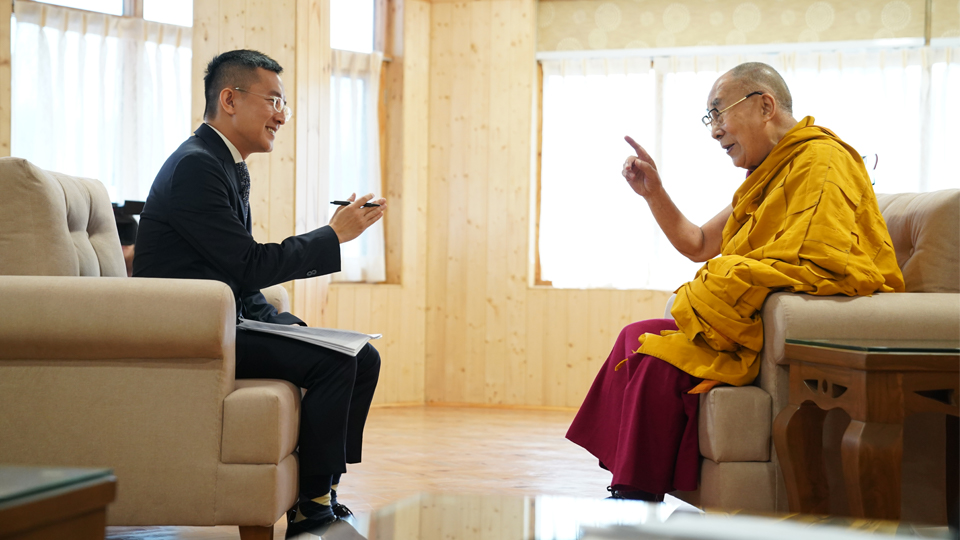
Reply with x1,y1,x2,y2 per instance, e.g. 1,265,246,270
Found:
219,88,237,116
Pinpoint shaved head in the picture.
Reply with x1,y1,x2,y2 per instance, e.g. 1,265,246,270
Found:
725,62,792,114
706,62,798,169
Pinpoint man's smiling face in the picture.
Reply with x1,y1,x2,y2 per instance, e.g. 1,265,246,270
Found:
232,67,287,156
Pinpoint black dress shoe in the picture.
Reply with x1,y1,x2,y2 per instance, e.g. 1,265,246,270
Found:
606,485,664,502
285,512,339,538
332,502,353,519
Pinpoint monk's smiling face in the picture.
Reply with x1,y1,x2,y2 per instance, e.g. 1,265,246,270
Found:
706,74,778,170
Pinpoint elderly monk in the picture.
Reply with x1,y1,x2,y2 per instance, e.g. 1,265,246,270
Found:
566,62,904,502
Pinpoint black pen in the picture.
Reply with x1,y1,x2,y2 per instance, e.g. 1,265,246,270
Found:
331,200,381,208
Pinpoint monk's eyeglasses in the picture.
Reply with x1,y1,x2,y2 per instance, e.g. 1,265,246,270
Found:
234,87,293,122
702,91,764,129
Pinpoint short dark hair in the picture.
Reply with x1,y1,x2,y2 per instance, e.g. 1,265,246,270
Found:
203,49,283,120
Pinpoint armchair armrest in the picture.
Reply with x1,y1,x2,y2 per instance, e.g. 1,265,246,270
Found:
222,379,300,465
0,275,236,361
761,291,960,368
0,275,242,524
261,284,291,313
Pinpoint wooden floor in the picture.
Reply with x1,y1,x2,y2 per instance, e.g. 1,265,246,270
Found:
107,405,611,540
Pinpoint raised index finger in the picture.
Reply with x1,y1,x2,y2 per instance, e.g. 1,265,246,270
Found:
624,135,653,162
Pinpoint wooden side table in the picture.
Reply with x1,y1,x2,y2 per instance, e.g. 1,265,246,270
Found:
772,338,959,522
0,466,116,540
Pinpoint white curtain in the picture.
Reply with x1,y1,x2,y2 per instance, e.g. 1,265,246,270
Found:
329,49,385,283
539,57,660,289
11,0,192,203
539,46,960,291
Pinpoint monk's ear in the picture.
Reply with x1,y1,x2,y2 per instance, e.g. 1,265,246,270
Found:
219,88,238,117
760,93,776,120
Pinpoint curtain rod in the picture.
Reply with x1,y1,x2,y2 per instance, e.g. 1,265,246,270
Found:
536,38,927,62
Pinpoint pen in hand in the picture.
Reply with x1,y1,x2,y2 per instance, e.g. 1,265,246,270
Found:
331,200,381,208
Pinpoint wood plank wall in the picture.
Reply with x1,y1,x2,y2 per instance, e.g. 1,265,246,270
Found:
291,0,333,324
323,0,431,405
420,0,671,408
0,0,11,157
192,0,300,302
322,0,671,408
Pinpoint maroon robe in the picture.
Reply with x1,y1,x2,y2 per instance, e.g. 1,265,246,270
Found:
566,318,702,494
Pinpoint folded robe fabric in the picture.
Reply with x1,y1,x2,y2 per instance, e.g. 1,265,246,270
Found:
635,116,905,387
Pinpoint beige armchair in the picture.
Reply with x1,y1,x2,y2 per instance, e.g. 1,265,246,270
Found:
671,189,960,524
0,157,300,540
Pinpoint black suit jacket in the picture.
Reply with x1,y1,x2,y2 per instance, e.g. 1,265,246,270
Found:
133,123,340,324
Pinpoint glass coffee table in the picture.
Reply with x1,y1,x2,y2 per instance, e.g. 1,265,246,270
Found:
309,493,952,539
0,465,116,539
773,338,959,523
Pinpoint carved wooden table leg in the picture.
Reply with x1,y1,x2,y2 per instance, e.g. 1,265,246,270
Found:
780,340,959,522
773,401,831,514
841,420,903,520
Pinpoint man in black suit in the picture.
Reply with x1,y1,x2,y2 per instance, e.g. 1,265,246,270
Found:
134,49,384,534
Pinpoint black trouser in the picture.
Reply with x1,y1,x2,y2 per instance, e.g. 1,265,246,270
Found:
235,329,381,478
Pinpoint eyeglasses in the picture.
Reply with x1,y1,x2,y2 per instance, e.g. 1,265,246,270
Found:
234,87,292,121
701,91,764,129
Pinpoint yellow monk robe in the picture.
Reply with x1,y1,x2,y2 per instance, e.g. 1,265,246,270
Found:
635,117,904,387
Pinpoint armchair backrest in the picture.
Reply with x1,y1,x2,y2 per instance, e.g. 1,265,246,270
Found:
0,157,125,277
877,190,959,293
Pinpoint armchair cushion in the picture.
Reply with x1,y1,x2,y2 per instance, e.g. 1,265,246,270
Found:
698,460,777,511
0,157,125,277
215,455,298,525
877,191,959,293
698,386,771,463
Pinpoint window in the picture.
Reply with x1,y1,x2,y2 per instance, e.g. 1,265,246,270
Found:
537,46,960,291
331,0,374,53
12,0,192,203
143,0,193,27
328,0,385,283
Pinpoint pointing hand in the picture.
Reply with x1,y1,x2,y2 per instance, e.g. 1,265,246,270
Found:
622,135,663,199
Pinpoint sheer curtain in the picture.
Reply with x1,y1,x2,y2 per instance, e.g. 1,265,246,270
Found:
539,46,960,291
329,49,385,283
11,0,192,203
539,57,658,289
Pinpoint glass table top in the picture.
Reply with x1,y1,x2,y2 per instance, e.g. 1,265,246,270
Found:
786,338,960,354
0,465,113,507
297,493,952,540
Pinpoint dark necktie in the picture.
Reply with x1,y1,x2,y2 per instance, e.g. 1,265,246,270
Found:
235,161,251,224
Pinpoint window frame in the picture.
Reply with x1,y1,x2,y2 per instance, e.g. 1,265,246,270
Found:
34,0,193,26
121,0,142,18
534,62,551,287
327,0,397,284
32,0,140,17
